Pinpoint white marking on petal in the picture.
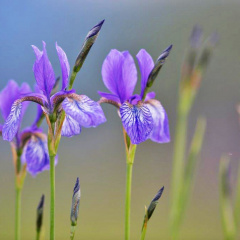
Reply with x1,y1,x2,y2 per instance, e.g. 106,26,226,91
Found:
2,101,22,141
62,114,81,137
120,102,153,144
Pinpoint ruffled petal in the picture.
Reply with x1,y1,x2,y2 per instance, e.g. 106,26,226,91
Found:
2,100,22,141
120,101,153,144
61,114,81,137
98,91,120,103
21,132,57,177
32,42,56,99
101,50,137,103
136,49,154,98
145,99,170,143
62,94,106,128
56,43,70,90
0,80,31,120
145,91,156,101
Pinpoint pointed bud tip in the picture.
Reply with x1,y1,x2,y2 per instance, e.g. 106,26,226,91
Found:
152,186,164,202
87,20,105,40
157,45,172,61
37,194,45,211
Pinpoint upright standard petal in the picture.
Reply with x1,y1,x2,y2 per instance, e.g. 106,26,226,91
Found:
62,114,81,137
2,100,22,141
101,50,137,103
136,49,154,98
56,43,70,90
32,42,56,99
21,133,51,176
62,94,106,128
145,99,170,143
0,80,31,120
120,101,153,144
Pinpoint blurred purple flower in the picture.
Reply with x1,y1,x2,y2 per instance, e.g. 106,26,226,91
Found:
0,80,54,176
99,48,171,144
2,42,106,141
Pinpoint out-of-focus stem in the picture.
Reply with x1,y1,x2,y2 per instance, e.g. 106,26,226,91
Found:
170,90,189,240
234,164,240,229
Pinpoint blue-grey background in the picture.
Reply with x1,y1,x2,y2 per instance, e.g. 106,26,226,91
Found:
0,0,240,239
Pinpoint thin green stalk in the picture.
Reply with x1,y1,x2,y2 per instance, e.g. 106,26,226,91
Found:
170,94,188,240
50,154,56,240
140,225,147,240
125,162,133,240
234,164,240,229
15,187,21,240
36,231,40,240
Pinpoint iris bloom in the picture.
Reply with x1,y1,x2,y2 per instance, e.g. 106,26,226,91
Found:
0,80,52,176
2,42,106,141
99,47,171,144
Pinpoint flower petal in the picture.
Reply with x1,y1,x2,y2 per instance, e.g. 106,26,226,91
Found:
145,99,170,143
21,132,57,177
62,94,106,128
120,102,153,144
0,80,31,120
98,91,120,103
62,114,81,137
136,49,154,98
2,100,22,141
145,91,156,101
101,50,137,103
32,42,56,99
56,43,70,90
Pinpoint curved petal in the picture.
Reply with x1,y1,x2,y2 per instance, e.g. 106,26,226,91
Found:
98,91,120,103
101,50,137,103
145,91,156,101
62,94,106,128
0,80,31,120
2,93,46,142
21,132,57,177
136,49,154,98
32,42,56,99
120,101,153,144
145,99,170,143
2,100,22,141
56,43,70,90
61,114,81,137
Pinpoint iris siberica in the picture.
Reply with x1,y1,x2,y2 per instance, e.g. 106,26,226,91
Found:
99,47,172,144
2,42,106,142
99,45,172,240
0,80,51,176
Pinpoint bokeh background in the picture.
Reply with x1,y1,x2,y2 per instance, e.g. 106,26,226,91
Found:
0,0,240,239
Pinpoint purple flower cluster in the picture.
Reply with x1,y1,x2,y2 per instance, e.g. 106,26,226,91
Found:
2,42,106,142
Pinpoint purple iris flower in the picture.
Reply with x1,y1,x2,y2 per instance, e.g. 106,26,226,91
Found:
98,47,171,144
0,80,53,176
2,42,106,141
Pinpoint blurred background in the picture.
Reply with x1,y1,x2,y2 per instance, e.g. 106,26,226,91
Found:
0,0,240,239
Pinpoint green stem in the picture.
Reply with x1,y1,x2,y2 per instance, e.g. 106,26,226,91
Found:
140,225,147,240
36,231,40,240
125,162,133,240
170,93,189,240
15,187,21,240
50,155,56,240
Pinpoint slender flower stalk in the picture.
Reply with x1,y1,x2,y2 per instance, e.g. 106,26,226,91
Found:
99,46,172,240
2,20,105,240
170,26,217,239
219,156,236,240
